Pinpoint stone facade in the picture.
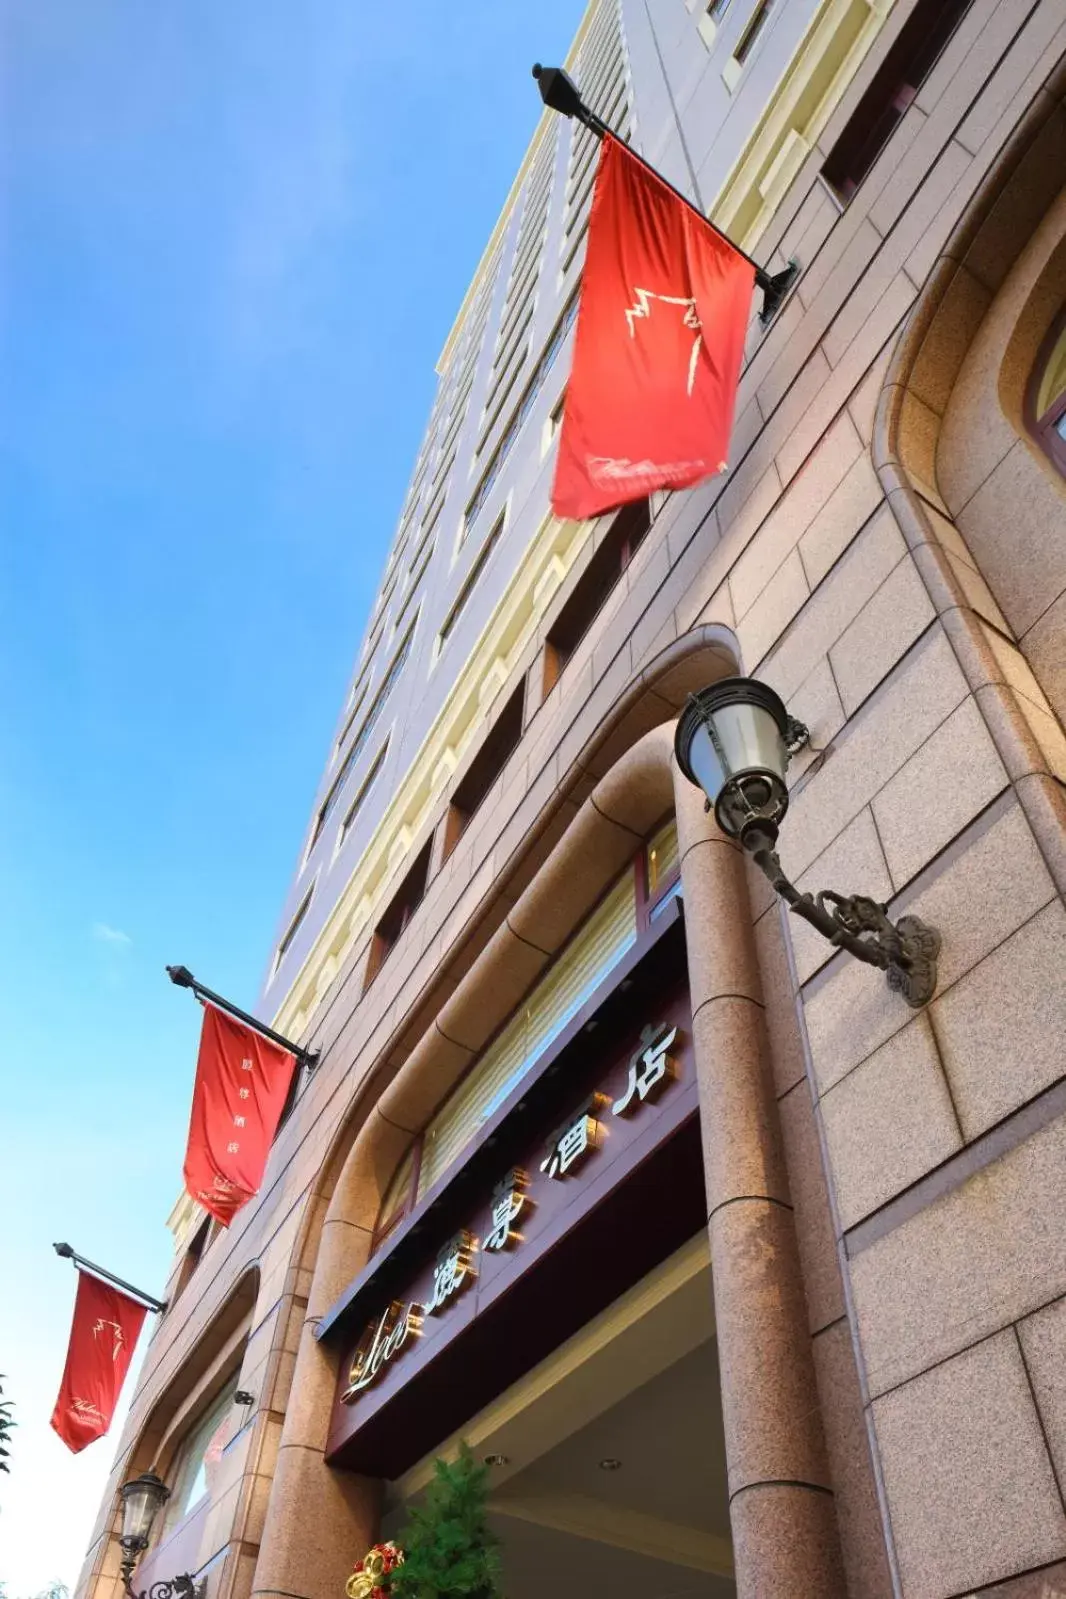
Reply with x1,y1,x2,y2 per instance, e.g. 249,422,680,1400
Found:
75,3,1066,1597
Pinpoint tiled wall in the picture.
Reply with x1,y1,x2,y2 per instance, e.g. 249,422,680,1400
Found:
75,5,1066,1599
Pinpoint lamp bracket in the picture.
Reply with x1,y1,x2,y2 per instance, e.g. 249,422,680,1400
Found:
121,1563,203,1599
742,823,940,1007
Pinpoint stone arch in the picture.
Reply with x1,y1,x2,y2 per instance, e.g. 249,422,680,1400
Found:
82,1266,261,1599
277,623,744,1335
252,619,852,1599
874,62,1066,904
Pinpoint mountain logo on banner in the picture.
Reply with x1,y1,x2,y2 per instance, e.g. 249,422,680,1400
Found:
623,288,703,396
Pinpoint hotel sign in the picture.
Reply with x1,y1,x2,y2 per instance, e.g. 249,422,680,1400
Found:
341,1024,678,1405
324,990,703,1476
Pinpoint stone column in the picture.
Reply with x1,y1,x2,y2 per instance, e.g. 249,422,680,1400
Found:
251,1202,387,1599
674,775,845,1598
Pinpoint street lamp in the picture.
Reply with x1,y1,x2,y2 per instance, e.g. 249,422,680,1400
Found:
118,1473,199,1599
674,678,941,1007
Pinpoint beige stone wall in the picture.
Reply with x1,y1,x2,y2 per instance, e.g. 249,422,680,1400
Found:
76,5,1066,1599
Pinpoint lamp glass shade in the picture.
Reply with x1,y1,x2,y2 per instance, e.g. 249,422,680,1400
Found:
120,1472,170,1547
674,678,790,839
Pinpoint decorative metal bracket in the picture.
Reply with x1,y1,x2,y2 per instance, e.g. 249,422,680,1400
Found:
742,823,941,1007
121,1564,203,1599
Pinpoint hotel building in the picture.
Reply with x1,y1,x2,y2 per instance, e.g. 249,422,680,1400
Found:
77,1,1066,1595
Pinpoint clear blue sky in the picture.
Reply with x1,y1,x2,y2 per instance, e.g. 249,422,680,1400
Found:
0,2,582,1589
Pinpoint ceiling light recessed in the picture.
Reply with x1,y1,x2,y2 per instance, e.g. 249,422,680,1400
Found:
483,1453,510,1467
598,1457,622,1471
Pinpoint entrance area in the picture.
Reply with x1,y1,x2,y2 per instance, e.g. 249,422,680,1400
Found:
382,1236,735,1598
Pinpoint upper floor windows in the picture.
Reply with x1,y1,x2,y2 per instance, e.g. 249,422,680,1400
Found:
543,499,652,695
441,679,525,861
464,294,579,541
273,884,314,976
1028,313,1066,478
733,0,776,66
338,737,390,851
364,837,434,990
437,512,506,659
823,0,976,203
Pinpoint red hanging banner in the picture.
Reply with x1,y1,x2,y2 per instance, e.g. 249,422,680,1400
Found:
552,135,755,521
182,1003,296,1226
51,1271,148,1453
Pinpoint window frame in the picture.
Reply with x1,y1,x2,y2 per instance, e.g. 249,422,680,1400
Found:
1025,309,1066,477
367,818,681,1246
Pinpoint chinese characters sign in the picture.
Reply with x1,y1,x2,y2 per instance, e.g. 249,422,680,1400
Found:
183,1003,297,1226
340,1020,682,1406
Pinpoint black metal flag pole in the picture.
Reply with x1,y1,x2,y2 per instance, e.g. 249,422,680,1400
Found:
532,64,799,324
166,965,318,1068
53,1243,167,1314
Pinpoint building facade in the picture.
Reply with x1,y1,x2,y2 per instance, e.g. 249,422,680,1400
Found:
77,1,1066,1595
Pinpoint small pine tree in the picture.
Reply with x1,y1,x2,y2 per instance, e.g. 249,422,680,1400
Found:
388,1444,502,1599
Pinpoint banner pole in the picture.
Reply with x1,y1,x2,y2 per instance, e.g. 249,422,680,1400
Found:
53,1243,167,1314
165,965,318,1067
532,64,799,324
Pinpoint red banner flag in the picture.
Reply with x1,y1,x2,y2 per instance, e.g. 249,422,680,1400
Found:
552,135,755,521
51,1271,147,1453
183,1004,296,1226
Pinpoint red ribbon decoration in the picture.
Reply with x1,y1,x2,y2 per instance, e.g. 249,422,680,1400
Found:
182,1003,296,1226
552,134,755,521
51,1271,148,1453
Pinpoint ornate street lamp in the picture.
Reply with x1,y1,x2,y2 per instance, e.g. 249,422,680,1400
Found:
118,1473,199,1599
674,678,941,1007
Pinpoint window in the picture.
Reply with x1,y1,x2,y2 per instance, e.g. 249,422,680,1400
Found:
823,0,976,203
273,885,313,975
464,294,580,539
346,621,415,757
373,1141,417,1249
542,389,567,457
699,0,731,48
733,0,776,67
338,738,390,849
162,1377,240,1535
171,1214,213,1306
645,818,683,920
364,837,433,989
438,513,506,656
442,680,525,861
1028,312,1066,476
416,869,639,1197
543,499,652,694
335,686,368,758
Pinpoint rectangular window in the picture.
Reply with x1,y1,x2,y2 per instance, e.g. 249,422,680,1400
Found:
417,870,638,1197
822,0,976,202
364,837,434,989
442,679,525,860
733,0,776,66
348,620,415,753
464,294,580,538
338,737,390,848
645,818,680,908
273,885,313,973
312,625,413,851
543,499,652,694
162,1377,240,1535
437,512,506,657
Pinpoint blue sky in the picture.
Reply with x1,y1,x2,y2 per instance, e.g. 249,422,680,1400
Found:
0,2,582,1588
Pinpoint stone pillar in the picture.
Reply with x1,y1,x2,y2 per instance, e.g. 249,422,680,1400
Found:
251,1321,380,1599
251,1199,389,1599
674,775,845,1599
